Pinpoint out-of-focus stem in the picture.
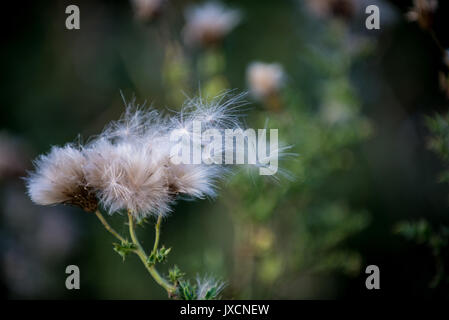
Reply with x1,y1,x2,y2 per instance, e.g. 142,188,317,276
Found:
94,210,125,243
127,210,176,296
429,29,445,55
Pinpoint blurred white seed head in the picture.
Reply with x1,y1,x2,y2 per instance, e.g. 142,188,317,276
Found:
26,145,98,212
247,62,285,100
305,0,357,20
183,1,241,47
406,0,438,29
131,0,165,22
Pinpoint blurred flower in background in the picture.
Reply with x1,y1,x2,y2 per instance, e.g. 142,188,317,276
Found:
131,0,165,23
0,131,80,298
1,183,80,298
183,1,241,48
406,0,438,30
0,133,29,180
304,0,358,20
246,62,285,111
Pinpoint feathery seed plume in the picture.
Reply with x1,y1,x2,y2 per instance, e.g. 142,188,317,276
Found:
26,145,97,212
26,92,265,219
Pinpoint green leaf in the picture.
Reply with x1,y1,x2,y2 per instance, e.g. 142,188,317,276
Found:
168,265,186,284
112,240,136,261
178,280,197,300
204,287,218,300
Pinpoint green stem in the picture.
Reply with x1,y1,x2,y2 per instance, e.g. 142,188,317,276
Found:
152,214,162,255
127,210,176,296
95,210,125,243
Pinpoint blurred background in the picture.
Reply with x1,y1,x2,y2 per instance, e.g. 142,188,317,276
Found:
1,0,449,299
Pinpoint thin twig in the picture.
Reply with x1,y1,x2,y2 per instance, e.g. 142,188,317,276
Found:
152,214,162,255
127,210,176,295
94,210,126,243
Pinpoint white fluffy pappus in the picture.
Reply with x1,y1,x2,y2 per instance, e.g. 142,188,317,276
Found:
174,91,248,131
26,144,98,212
166,163,223,199
26,91,289,218
101,101,166,144
83,139,173,219
89,95,245,218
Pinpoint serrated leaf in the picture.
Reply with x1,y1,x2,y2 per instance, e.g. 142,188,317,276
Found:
169,265,186,283
178,280,197,300
113,240,136,261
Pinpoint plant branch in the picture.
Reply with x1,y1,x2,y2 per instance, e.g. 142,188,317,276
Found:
127,210,176,296
152,214,162,255
94,210,126,243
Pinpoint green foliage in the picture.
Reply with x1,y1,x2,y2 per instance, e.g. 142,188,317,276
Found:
168,265,186,284
426,114,449,161
175,278,224,300
426,114,449,183
112,240,136,261
137,217,149,227
220,25,372,296
177,280,197,300
396,220,449,253
202,285,221,300
394,219,433,244
394,220,449,288
147,246,172,266
391,114,449,289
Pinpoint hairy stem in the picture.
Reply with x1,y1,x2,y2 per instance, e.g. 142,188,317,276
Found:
127,210,176,296
95,210,125,243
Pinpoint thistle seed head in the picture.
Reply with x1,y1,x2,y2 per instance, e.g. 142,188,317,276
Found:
26,92,287,218
26,145,98,212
